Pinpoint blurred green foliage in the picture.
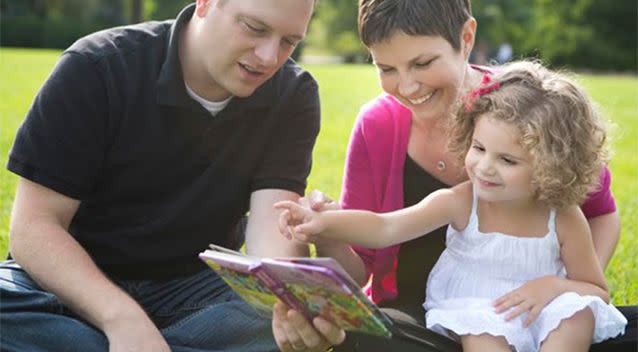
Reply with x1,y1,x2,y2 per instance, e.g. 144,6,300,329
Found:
0,0,636,71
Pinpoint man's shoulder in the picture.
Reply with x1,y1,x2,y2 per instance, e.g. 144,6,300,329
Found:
269,59,318,91
66,20,173,64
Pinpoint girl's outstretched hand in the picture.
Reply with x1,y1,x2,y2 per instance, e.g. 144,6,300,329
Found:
493,275,562,327
274,200,325,243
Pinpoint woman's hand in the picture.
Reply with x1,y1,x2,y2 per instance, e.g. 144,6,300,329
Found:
272,302,346,351
493,275,562,327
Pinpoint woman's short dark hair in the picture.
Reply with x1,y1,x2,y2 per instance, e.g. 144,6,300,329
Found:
358,0,472,51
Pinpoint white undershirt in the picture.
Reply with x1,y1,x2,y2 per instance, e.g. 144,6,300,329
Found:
184,82,232,116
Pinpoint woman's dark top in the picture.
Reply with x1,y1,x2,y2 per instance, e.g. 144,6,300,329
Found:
379,155,449,322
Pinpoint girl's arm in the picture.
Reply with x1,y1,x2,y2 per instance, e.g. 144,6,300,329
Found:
275,183,469,249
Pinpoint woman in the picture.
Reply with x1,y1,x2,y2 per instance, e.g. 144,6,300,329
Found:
272,1,635,351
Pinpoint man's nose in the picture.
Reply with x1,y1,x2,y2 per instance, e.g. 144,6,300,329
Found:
255,38,279,68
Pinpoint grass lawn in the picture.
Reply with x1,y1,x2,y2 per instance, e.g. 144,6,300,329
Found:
1,48,636,305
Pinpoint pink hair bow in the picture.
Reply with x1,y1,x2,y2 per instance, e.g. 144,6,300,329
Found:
464,74,501,112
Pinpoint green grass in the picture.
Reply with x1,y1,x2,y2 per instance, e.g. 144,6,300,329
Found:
1,48,636,305
0,48,62,256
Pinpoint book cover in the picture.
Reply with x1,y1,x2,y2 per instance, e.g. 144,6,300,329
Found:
199,245,392,338
198,249,278,318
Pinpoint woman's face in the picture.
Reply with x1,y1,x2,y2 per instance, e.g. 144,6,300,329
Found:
369,31,472,121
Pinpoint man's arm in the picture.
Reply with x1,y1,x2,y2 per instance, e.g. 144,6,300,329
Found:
244,189,310,257
588,211,621,269
10,178,169,352
246,189,345,351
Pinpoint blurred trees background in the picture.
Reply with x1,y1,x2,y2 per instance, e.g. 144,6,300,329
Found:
1,0,636,71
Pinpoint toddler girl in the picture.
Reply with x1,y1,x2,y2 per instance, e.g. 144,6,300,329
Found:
275,61,626,352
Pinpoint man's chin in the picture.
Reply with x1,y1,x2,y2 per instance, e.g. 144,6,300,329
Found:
230,86,258,98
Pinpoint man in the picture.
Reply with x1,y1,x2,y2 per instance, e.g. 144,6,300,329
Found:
1,0,342,350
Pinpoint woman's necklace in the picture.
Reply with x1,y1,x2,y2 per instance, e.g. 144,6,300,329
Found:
411,116,448,172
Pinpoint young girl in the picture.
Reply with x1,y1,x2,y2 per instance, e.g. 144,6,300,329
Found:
275,61,627,352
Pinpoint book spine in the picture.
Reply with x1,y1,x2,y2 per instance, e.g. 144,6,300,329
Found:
254,268,314,322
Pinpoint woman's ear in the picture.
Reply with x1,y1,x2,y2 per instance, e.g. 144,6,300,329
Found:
461,17,477,59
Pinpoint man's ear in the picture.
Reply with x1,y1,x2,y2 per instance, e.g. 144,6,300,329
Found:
195,0,212,18
461,17,477,59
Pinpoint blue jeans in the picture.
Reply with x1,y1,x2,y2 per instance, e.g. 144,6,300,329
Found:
0,260,278,352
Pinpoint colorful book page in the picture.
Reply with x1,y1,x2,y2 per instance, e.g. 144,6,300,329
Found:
286,283,390,337
263,260,391,337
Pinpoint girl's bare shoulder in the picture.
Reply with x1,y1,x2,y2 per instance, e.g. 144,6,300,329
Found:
447,181,474,230
555,205,589,244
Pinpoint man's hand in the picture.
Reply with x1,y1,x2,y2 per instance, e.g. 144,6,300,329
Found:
272,302,346,351
493,275,561,327
104,312,170,352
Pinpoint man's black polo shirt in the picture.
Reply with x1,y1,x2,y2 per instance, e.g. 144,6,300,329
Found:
7,5,320,279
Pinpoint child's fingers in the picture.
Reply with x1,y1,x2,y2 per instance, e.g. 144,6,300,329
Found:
287,225,295,240
523,306,542,327
275,202,309,224
297,196,309,207
278,210,292,239
292,231,311,243
308,190,326,210
279,201,307,218
273,200,296,210
493,293,507,307
295,224,317,238
505,301,532,321
308,190,336,211
493,292,523,313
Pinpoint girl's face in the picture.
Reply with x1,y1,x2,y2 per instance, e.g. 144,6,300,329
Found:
368,22,476,121
465,115,535,205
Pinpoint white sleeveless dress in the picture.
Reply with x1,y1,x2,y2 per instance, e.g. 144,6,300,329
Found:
423,191,627,352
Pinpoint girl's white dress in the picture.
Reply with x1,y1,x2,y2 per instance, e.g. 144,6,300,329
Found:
424,191,627,352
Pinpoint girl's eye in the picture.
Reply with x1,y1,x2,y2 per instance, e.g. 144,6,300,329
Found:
501,157,517,165
243,21,265,34
379,67,395,73
472,145,485,152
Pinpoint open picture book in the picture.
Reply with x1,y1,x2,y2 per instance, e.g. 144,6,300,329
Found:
199,244,393,338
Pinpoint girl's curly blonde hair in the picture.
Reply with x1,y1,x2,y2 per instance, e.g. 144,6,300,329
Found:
448,61,610,209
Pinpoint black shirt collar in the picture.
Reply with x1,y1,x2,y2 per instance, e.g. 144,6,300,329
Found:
156,4,273,112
